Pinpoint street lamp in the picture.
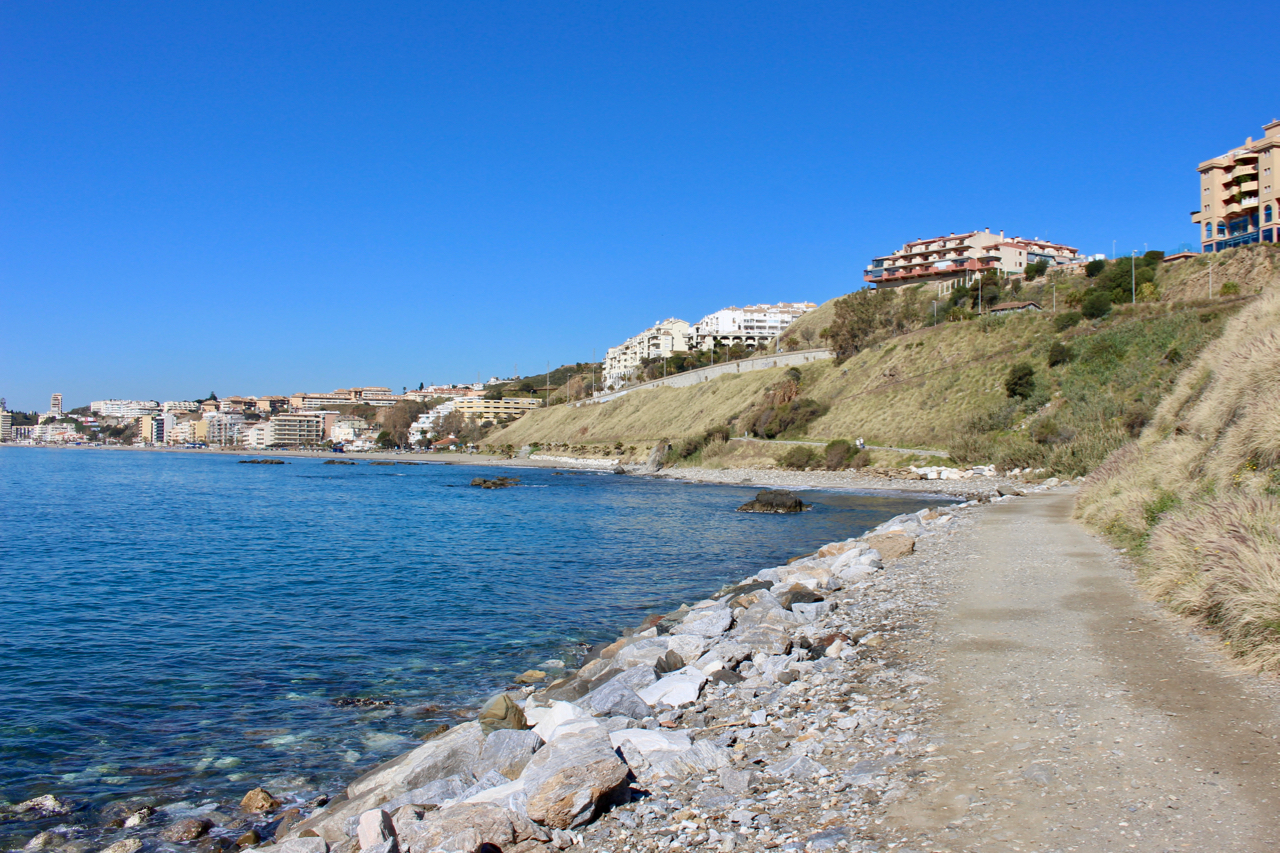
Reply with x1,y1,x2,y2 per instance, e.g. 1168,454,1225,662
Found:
1131,250,1137,304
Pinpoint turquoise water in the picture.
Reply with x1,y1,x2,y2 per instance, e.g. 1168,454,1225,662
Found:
0,448,935,843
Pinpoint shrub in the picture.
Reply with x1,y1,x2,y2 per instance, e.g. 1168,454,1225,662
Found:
824,439,853,470
1085,259,1106,278
1024,260,1049,282
1053,311,1083,332
1005,362,1037,399
1047,341,1072,367
1123,403,1151,437
780,445,819,470
850,449,872,469
1031,417,1073,445
1082,290,1112,319
1221,280,1240,295
752,397,829,439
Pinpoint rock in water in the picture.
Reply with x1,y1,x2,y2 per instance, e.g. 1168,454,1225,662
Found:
13,795,72,817
478,693,528,735
100,840,142,853
736,489,808,513
160,817,212,842
470,477,519,489
240,787,280,813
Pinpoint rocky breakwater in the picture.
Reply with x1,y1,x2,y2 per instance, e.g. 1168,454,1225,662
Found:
244,504,965,853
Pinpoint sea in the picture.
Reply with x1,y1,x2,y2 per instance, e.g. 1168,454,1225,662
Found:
0,447,938,846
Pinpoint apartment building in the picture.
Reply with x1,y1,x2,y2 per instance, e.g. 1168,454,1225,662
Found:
267,412,336,447
453,397,543,422
137,415,165,445
242,421,270,449
92,399,161,418
199,412,246,446
689,303,816,351
0,410,12,441
865,229,1083,295
50,394,63,417
166,418,197,445
1192,120,1280,252
604,318,692,388
162,401,199,413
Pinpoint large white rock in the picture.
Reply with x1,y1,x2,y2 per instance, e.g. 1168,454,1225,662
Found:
609,729,732,779
519,729,629,829
673,606,732,638
611,637,671,669
637,666,707,708
346,723,484,802
665,634,709,663
527,701,591,742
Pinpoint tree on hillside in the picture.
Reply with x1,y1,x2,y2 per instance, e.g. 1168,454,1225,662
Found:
822,290,885,364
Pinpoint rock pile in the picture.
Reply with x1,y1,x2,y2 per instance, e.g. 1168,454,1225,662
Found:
238,459,286,465
245,505,965,853
470,477,520,489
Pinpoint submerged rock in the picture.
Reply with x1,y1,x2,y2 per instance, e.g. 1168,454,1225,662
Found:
238,458,285,465
470,477,519,489
240,787,280,813
736,489,809,513
13,795,73,817
160,817,212,842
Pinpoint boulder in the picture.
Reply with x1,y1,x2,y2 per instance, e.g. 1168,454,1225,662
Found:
160,817,212,842
673,606,732,638
766,755,828,779
273,839,328,853
610,638,670,669
13,796,72,817
478,693,528,735
380,775,471,814
791,601,831,622
997,484,1025,497
458,769,516,802
775,583,824,610
24,832,65,851
356,810,395,851
241,787,281,813
474,729,544,781
519,730,629,829
736,489,808,513
652,650,684,676
346,723,484,801
581,680,651,720
100,840,142,853
862,533,915,561
396,799,547,850
815,539,862,559
513,670,546,684
528,701,591,743
637,666,707,708
609,729,732,779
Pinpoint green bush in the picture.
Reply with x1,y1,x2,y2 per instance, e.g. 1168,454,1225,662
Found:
824,439,853,470
780,445,819,470
1024,260,1049,282
753,397,829,439
1085,259,1106,278
1005,363,1037,399
1053,311,1083,332
1031,417,1073,445
1047,341,1072,367
851,449,872,469
1221,281,1240,295
1082,290,1112,319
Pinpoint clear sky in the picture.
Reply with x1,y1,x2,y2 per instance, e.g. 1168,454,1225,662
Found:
1,1,1271,411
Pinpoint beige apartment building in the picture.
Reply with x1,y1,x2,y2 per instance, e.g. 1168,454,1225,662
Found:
268,412,336,447
1192,120,1280,252
865,229,1082,295
453,397,542,422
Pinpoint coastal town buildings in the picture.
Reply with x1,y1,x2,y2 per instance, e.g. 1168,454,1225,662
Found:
0,409,11,441
199,412,246,446
453,396,543,422
162,401,199,413
267,412,335,447
91,399,161,418
688,303,816,352
864,230,1084,295
604,318,692,388
49,394,63,417
137,414,165,445
1192,120,1280,252
242,421,270,449
165,418,196,445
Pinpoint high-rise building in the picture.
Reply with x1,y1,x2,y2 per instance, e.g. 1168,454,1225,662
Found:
0,410,12,442
1191,120,1280,253
50,393,63,417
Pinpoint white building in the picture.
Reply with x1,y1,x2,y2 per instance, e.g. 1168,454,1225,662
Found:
688,302,816,352
865,229,1084,295
330,416,374,443
162,401,199,413
603,318,692,389
92,399,161,418
243,421,271,449
0,410,12,441
49,394,63,417
202,411,246,446
166,418,196,445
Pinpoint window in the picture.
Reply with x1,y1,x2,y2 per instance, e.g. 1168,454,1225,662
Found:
1204,186,1210,192
1205,223,1213,239
1267,205,1274,224
1218,221,1227,237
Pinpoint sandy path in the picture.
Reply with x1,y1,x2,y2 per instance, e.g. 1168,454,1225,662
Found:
887,489,1280,852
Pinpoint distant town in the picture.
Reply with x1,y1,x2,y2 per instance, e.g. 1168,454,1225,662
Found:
6,120,1276,453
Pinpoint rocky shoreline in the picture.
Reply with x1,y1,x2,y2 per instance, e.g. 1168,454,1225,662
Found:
4,468,1059,853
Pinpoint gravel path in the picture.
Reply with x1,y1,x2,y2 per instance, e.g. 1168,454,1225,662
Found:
887,489,1280,852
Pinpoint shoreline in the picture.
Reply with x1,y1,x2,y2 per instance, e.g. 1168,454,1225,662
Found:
0,451,958,853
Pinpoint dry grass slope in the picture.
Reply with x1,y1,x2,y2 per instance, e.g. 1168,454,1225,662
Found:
1076,290,1280,670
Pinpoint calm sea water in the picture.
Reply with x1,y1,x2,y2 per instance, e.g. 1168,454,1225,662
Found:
0,448,935,844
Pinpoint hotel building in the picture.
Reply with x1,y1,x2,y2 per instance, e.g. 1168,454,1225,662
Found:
1192,120,1280,252
864,230,1082,295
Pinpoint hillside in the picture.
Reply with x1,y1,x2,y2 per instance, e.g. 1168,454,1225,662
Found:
1076,290,1280,670
489,245,1280,474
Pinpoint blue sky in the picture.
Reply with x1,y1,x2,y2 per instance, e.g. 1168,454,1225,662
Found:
1,1,1271,410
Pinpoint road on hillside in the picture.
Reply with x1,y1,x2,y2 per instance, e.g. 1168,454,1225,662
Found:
886,490,1280,852
729,436,951,457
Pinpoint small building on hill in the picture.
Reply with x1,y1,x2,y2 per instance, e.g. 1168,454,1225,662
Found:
988,300,1042,315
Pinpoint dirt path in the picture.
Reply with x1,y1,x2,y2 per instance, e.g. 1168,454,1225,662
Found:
887,489,1280,852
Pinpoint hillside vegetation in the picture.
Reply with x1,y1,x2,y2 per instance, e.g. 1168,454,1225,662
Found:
1076,290,1280,670
491,245,1279,473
